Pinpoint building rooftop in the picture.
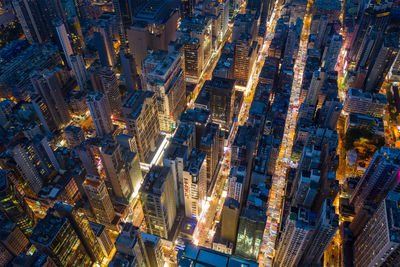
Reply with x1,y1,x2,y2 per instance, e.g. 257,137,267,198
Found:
89,221,106,237
200,123,219,147
179,108,211,125
347,88,387,104
133,0,178,24
108,252,136,267
141,232,160,249
123,90,155,120
185,149,206,176
144,49,180,82
204,77,235,92
30,212,66,247
164,143,188,161
141,166,171,195
179,244,259,267
172,122,195,145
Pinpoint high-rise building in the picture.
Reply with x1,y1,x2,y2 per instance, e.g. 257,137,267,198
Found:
235,204,267,260
127,0,179,73
179,108,211,147
31,68,71,131
98,23,116,67
12,0,52,43
178,15,213,83
172,122,196,154
0,217,30,256
99,67,123,119
30,211,93,266
220,197,240,243
353,191,400,267
300,199,339,265
343,88,387,117
86,91,113,137
122,90,160,162
365,32,399,92
140,166,176,239
53,203,106,264
182,38,203,82
89,221,114,257
141,48,186,133
142,232,164,267
100,139,142,200
179,244,259,266
114,223,150,266
227,166,247,203
31,94,57,134
163,143,189,209
120,48,139,92
55,20,74,68
0,170,34,235
322,33,342,71
205,77,235,131
274,207,316,267
292,169,320,208
82,175,115,224
200,123,222,188
9,141,47,194
233,37,258,86
112,0,147,46
183,148,207,219
70,54,88,90
350,147,400,213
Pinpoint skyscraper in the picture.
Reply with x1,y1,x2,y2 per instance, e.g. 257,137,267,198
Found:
183,148,207,219
120,48,139,92
353,191,400,267
53,203,106,264
122,90,160,162
9,141,46,194
322,33,342,71
300,199,339,265
274,207,317,267
350,147,400,213
55,20,73,68
163,143,189,209
0,170,35,235
365,32,399,92
31,68,71,130
112,0,147,46
30,211,93,266
206,77,236,131
233,37,258,86
220,197,240,243
31,94,58,133
113,222,150,266
200,123,222,188
70,54,88,90
127,0,179,73
141,48,186,133
83,175,115,224
100,139,142,200
99,67,123,119
140,166,176,239
12,0,52,43
235,204,267,260
86,91,113,137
